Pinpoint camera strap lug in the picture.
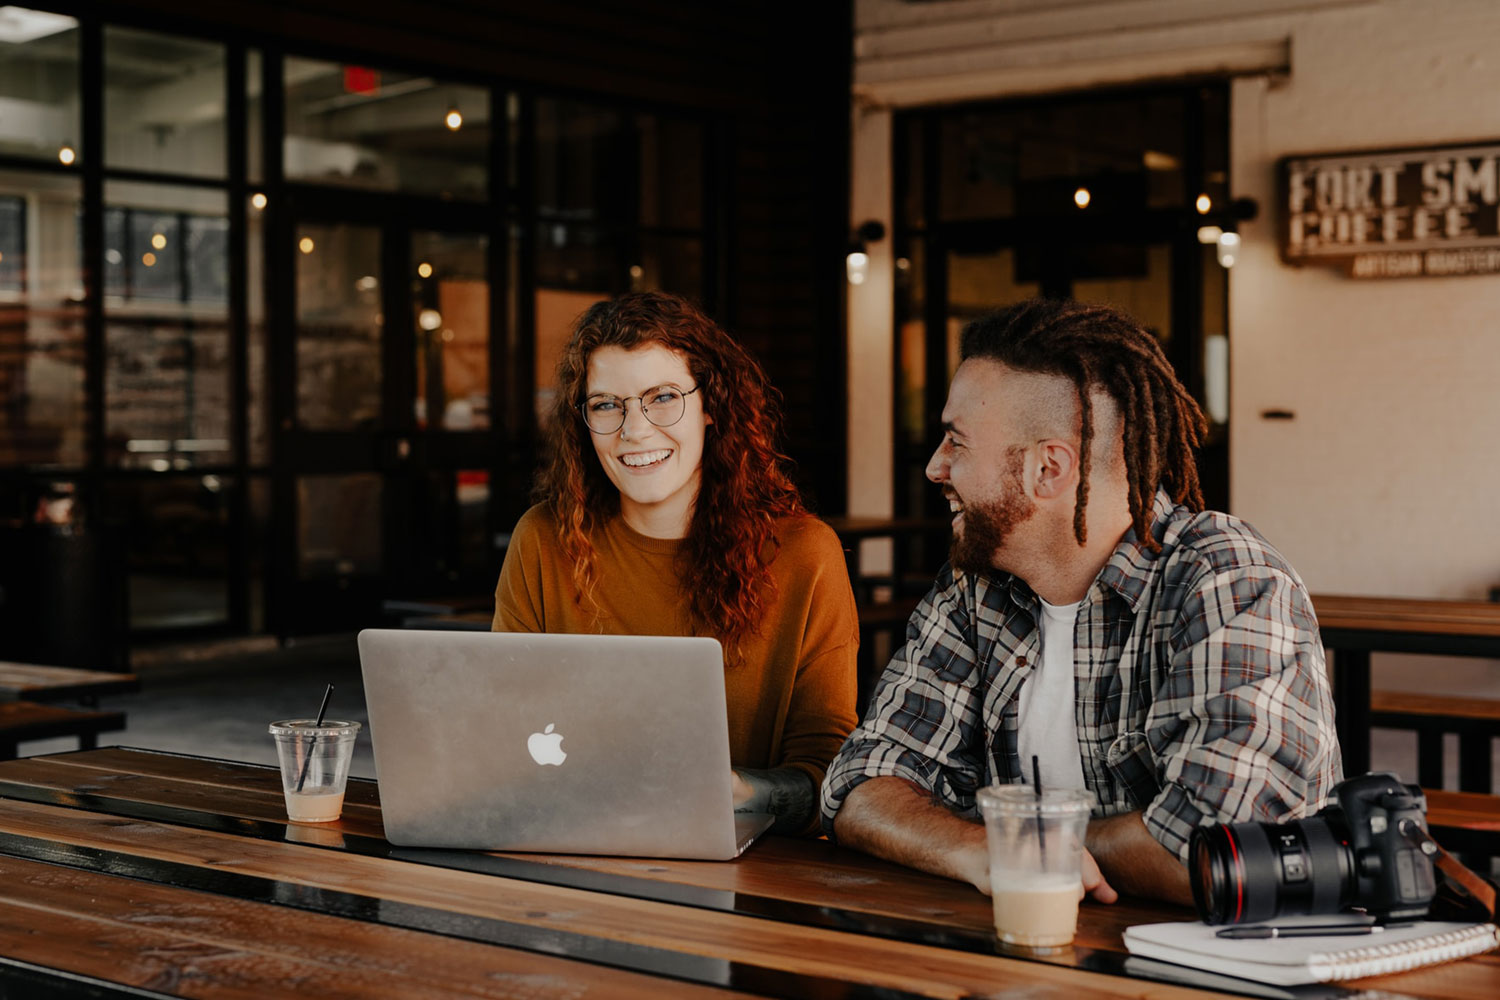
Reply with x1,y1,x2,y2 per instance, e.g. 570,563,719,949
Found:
1398,819,1497,919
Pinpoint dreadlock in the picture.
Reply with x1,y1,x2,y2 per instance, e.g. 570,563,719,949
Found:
958,298,1208,554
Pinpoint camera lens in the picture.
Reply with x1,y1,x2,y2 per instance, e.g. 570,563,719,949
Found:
1189,818,1352,924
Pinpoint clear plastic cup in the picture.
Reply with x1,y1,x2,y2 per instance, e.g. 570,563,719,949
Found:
977,785,1093,952
269,719,361,823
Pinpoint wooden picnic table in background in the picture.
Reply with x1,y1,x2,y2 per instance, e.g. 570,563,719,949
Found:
0,747,1494,999
1311,594,1500,782
0,662,139,705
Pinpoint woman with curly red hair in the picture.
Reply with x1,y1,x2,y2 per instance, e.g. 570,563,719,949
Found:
493,292,858,834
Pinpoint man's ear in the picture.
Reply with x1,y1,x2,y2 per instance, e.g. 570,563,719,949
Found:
1033,439,1079,499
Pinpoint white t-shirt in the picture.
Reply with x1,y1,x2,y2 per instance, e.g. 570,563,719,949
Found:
1016,598,1087,791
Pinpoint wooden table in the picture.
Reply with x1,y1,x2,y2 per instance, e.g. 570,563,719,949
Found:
0,748,1494,999
0,662,140,706
1312,595,1500,779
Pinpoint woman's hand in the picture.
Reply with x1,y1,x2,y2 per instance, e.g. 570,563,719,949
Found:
731,770,755,808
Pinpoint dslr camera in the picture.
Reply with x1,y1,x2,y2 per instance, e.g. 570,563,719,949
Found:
1189,772,1435,924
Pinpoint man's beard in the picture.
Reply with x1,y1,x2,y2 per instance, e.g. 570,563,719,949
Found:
950,454,1035,575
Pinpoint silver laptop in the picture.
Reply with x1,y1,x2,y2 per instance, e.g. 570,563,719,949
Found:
357,628,774,860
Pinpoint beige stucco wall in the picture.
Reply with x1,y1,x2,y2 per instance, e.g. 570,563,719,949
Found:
851,0,1500,602
1229,1,1500,600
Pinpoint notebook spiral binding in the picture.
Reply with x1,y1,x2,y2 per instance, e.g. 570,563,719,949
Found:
1309,924,1500,981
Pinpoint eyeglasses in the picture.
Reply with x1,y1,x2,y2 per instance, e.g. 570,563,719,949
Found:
580,384,702,435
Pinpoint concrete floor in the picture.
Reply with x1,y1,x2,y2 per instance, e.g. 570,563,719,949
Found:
14,637,1500,795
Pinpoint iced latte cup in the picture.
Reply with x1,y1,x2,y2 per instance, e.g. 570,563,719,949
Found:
977,785,1092,952
269,719,361,823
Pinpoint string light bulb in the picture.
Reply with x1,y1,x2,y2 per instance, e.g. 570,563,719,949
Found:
298,237,315,254
445,106,463,131
1073,187,1091,209
250,192,267,210
1196,193,1212,214
417,262,433,278
58,146,76,165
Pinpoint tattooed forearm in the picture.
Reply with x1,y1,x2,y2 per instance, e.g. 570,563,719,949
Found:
733,767,817,833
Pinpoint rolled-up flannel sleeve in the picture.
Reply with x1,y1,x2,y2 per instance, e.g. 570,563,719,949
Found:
820,582,989,836
1142,566,1343,861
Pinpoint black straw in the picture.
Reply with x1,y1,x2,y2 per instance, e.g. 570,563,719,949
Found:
294,684,334,793
1031,754,1048,864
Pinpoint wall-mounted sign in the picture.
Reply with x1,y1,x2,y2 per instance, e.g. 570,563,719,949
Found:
1280,142,1500,278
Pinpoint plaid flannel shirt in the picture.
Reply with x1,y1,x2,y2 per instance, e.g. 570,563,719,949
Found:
821,491,1343,862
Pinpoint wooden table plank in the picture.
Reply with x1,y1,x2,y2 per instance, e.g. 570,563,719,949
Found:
6,751,1175,944
1311,596,1500,627
9,750,1500,999
35,746,383,807
0,796,1246,1000
0,756,385,832
0,853,731,1000
0,662,140,701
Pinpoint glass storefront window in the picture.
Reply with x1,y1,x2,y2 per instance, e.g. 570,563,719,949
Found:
108,475,232,629
283,57,488,200
247,49,263,184
0,169,85,468
297,473,382,578
103,181,231,470
536,98,627,221
937,93,1187,222
634,235,701,298
295,222,382,430
104,26,226,178
638,114,703,230
534,223,616,422
537,102,703,229
247,191,268,465
412,231,489,431
0,8,80,164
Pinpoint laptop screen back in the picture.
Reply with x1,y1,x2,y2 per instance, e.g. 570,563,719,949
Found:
358,629,746,859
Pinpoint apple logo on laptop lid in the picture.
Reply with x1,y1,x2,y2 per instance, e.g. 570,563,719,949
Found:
527,723,567,766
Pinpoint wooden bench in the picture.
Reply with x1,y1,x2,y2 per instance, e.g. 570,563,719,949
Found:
1424,787,1500,859
1371,691,1500,793
0,661,140,708
0,700,126,760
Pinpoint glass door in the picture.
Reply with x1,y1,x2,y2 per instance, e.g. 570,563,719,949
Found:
272,191,496,633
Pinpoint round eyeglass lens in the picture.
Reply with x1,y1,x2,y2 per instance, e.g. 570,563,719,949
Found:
582,386,688,434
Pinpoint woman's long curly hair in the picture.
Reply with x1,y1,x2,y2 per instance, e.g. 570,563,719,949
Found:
535,292,805,658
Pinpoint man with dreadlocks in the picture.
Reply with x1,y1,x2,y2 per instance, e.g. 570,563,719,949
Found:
821,298,1340,904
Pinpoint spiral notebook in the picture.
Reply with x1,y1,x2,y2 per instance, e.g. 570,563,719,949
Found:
1123,919,1500,985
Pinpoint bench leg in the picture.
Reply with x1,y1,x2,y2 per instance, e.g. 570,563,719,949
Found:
79,734,98,751
1331,648,1372,777
1458,732,1492,794
1416,729,1446,789
0,741,14,761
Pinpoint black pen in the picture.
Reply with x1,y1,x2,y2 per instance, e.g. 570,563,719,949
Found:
1216,924,1384,939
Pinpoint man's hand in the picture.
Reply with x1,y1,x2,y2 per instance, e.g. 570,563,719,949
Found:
835,777,992,890
835,777,1119,903
1085,811,1192,905
1080,847,1118,903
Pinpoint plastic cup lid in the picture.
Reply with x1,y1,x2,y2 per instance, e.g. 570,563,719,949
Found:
977,784,1092,815
268,719,361,738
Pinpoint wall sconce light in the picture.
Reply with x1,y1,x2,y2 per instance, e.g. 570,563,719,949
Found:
1215,231,1240,268
1197,198,1258,269
846,220,886,286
